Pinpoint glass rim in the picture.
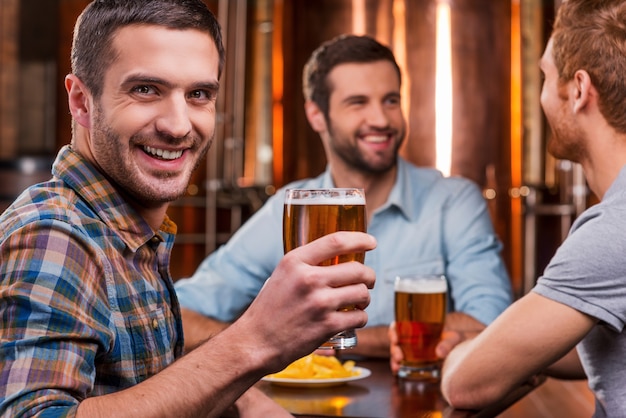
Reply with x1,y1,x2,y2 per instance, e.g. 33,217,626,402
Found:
284,187,364,193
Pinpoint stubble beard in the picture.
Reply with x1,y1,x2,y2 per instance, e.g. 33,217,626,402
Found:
90,106,213,206
328,125,403,175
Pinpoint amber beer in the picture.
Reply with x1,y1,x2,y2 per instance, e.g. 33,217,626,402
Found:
283,188,366,349
394,275,448,380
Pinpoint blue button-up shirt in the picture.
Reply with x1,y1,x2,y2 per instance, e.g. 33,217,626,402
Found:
175,157,512,326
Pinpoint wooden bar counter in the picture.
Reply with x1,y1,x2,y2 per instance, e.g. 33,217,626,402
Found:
256,358,594,418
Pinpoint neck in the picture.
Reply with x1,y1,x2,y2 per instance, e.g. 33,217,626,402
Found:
123,194,170,232
330,164,397,223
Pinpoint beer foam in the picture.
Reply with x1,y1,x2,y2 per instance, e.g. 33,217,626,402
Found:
394,277,447,294
286,191,365,205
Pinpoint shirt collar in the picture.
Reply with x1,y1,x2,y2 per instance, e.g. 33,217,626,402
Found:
377,157,414,220
52,145,176,252
321,157,415,221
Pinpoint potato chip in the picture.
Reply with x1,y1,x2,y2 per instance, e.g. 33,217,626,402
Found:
266,353,361,380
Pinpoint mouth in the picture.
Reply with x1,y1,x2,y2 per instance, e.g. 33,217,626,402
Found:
143,145,184,160
361,134,391,144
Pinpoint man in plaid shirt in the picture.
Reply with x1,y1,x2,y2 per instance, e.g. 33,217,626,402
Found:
0,1,376,416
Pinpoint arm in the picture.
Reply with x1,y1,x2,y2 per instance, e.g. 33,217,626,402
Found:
75,231,377,418
180,309,295,417
544,347,586,380
443,180,512,325
180,307,229,352
441,292,595,409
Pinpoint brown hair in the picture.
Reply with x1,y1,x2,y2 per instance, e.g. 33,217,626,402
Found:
71,0,225,99
302,34,401,119
552,0,626,132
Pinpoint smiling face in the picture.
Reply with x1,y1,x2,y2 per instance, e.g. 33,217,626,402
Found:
69,24,220,215
317,61,406,175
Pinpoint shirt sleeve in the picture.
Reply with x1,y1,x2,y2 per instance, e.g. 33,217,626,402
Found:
1,219,113,417
442,178,513,325
174,190,286,321
533,204,626,332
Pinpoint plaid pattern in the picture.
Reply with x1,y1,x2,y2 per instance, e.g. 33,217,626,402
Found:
0,146,183,416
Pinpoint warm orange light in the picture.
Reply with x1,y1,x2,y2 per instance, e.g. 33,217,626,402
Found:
510,0,523,295
352,0,366,34
272,0,284,186
435,1,452,177
392,0,410,121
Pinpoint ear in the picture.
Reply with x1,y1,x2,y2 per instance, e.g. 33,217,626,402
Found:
65,74,92,129
304,100,327,133
571,69,593,113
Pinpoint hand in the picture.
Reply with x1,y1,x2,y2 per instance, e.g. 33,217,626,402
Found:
389,313,485,375
388,322,403,375
437,312,485,358
237,231,377,372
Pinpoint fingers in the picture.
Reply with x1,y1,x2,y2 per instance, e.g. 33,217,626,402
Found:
289,231,377,267
388,322,403,375
242,231,376,366
314,348,336,356
435,331,464,359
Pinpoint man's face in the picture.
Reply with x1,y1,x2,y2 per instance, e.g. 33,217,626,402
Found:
323,61,406,174
85,25,220,207
540,40,585,162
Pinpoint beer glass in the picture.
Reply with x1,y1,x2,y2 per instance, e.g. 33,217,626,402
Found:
394,275,448,380
283,188,366,349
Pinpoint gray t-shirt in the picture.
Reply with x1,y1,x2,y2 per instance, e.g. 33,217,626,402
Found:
534,167,626,417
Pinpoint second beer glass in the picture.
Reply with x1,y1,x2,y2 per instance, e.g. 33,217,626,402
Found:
283,188,366,349
394,275,448,380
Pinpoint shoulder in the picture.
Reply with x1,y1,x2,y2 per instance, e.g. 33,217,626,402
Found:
400,159,481,194
0,180,99,243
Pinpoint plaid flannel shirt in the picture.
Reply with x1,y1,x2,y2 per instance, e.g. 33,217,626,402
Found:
0,145,183,417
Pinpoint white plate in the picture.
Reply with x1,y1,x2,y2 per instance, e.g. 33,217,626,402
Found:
262,367,371,388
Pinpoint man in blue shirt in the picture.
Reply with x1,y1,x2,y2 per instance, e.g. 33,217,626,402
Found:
175,34,512,357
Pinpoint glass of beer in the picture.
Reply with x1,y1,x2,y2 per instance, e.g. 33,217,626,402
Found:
283,188,366,349
394,275,448,380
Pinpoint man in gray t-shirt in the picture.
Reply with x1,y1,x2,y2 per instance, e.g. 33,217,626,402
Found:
389,1,626,416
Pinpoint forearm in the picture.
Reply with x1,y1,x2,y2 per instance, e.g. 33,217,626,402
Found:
77,322,271,418
181,307,230,352
445,311,486,335
441,294,595,409
544,347,586,380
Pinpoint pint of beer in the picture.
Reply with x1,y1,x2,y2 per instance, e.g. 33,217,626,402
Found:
394,275,448,380
283,188,366,349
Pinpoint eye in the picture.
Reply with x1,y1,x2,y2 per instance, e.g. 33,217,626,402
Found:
385,95,401,106
131,85,157,95
347,97,367,106
188,88,217,103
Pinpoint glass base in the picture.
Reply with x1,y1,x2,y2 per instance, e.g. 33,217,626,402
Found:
398,363,441,382
318,329,357,350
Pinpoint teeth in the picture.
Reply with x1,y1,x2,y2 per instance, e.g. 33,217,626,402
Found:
363,135,388,143
144,146,183,160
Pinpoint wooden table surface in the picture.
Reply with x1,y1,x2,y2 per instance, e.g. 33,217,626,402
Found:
256,358,594,418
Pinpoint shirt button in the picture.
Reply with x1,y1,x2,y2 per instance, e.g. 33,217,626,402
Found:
152,318,159,329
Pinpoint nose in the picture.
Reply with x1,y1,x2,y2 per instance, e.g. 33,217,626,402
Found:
156,94,192,138
365,102,391,128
